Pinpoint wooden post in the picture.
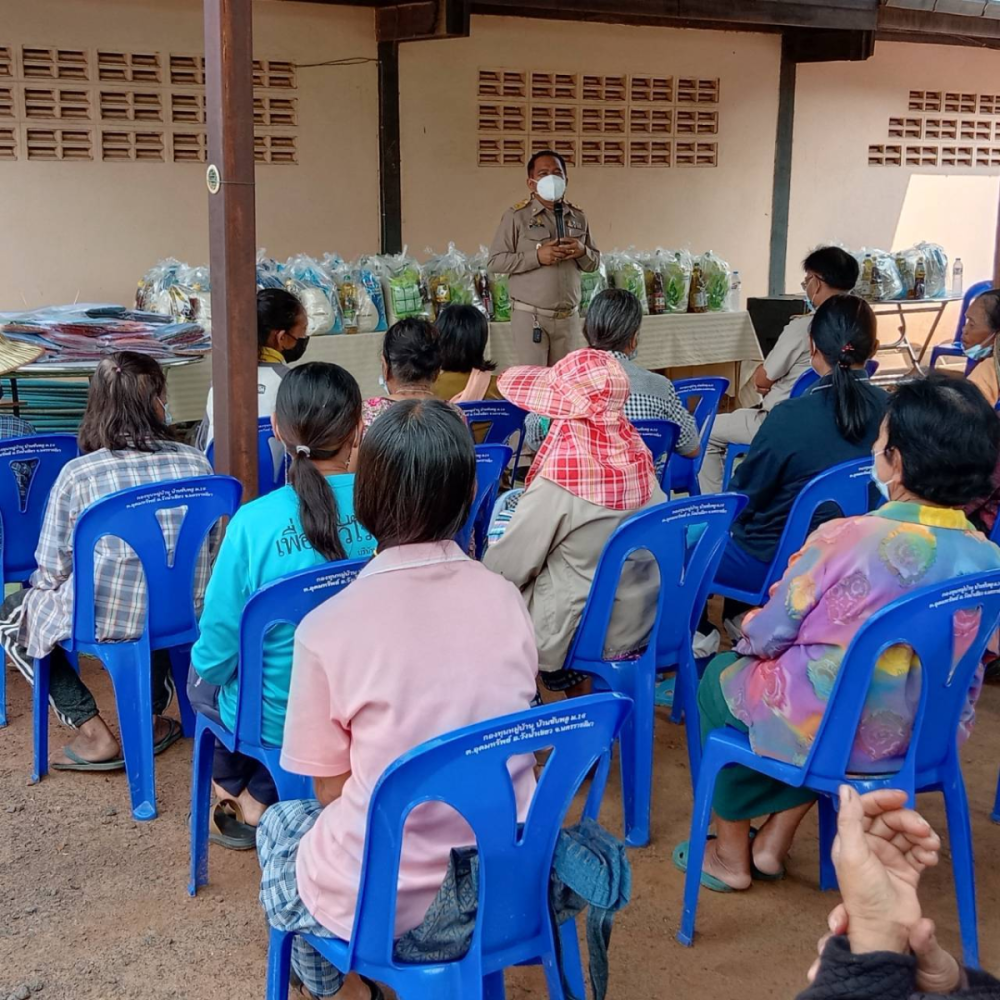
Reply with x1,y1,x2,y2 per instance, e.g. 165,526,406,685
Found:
378,41,403,254
204,0,258,499
768,35,797,297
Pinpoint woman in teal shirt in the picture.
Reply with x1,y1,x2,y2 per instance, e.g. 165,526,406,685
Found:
189,363,375,847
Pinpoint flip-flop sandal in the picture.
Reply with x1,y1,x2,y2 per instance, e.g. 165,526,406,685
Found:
209,800,257,851
52,746,126,772
153,717,183,756
671,837,739,893
653,674,675,708
748,826,786,881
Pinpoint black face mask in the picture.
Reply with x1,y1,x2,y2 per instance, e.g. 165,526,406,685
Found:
282,336,310,364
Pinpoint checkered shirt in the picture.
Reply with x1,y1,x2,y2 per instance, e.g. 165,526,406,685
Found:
20,444,214,659
0,415,36,439
499,349,654,511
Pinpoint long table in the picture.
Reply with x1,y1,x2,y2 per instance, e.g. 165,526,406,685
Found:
165,310,763,423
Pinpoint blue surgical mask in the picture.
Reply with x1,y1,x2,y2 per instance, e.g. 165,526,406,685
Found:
963,340,994,361
804,295,816,314
870,449,894,502
159,398,173,425
378,375,388,394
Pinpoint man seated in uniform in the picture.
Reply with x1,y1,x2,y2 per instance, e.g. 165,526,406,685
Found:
698,246,860,494
488,149,600,367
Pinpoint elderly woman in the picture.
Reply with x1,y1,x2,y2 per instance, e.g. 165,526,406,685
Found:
962,286,1000,407
675,374,1000,892
362,318,441,429
484,347,666,696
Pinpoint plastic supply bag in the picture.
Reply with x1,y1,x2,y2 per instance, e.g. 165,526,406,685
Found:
891,243,949,300
469,246,497,322
177,264,212,331
852,249,903,303
373,248,430,326
136,258,185,313
642,249,692,315
353,257,388,333
423,243,484,320
284,254,340,336
606,250,649,314
256,249,285,290
490,273,511,323
579,261,608,315
697,252,732,312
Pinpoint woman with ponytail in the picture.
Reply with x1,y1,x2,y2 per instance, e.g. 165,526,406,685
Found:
705,294,888,641
190,362,375,848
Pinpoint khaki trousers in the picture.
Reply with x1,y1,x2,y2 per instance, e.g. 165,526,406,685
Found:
698,407,769,494
511,309,581,367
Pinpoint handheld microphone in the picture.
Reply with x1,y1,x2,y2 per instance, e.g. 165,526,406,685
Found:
554,200,565,241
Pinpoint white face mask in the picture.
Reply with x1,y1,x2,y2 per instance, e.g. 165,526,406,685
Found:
535,174,567,203
870,449,894,502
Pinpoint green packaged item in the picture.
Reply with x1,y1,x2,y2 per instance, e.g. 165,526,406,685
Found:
606,251,649,314
374,249,430,324
580,261,608,315
423,243,484,319
490,274,512,322
697,251,732,312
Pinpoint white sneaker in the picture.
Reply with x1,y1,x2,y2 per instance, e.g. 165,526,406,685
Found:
692,629,721,659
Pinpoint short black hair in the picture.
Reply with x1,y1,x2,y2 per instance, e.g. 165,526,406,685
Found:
436,304,496,374
382,317,442,384
584,289,643,354
527,149,567,177
257,288,304,350
973,287,1000,333
885,373,1000,507
802,247,860,293
354,399,476,549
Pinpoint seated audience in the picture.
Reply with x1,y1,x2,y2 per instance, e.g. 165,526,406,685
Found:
257,398,537,1000
362,318,441,429
962,285,1000,407
524,289,700,462
433,303,502,404
676,374,1000,893
199,288,309,448
711,294,887,636
484,348,666,696
0,352,212,769
799,785,999,1000
188,363,375,849
700,247,860,493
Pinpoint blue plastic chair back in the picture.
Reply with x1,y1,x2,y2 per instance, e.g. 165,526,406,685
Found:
456,401,527,475
0,434,78,587
342,694,632,976
234,559,369,748
866,359,880,377
667,377,729,496
207,417,287,497
789,368,820,398
632,419,681,492
455,444,512,558
70,475,243,650
717,457,875,606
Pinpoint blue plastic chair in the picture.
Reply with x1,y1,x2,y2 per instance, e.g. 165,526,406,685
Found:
561,494,747,846
929,280,993,374
207,417,287,497
632,418,681,493
0,434,79,727
31,475,242,820
265,693,632,1000
679,570,1000,967
456,401,528,478
665,377,729,497
715,457,875,608
455,444,513,559
189,558,368,895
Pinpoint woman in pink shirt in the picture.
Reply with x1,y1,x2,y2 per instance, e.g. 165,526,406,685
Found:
258,399,539,1000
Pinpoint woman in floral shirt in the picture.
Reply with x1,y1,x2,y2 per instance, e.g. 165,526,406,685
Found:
674,374,1000,892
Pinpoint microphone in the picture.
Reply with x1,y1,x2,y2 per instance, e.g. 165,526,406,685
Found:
554,200,565,241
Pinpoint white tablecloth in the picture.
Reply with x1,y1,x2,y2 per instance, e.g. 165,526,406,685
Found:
167,311,763,424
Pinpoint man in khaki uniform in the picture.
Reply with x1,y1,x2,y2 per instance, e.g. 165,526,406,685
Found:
698,246,861,494
488,149,600,366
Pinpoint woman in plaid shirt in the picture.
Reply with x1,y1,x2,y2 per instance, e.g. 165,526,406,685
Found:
0,352,212,771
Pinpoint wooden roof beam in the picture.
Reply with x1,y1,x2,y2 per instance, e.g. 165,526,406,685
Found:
376,0,471,41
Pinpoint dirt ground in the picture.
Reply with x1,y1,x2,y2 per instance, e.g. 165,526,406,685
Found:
2,658,999,1000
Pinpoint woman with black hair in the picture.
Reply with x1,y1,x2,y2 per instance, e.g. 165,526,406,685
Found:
362,317,442,429
200,288,308,448
432,303,502,404
0,352,212,771
711,294,888,631
256,399,538,1000
189,363,375,848
677,373,1000,893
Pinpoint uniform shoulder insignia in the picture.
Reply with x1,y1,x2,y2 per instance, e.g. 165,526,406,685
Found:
511,197,531,211
564,200,583,213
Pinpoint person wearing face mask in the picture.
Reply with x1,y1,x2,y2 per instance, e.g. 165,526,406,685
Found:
674,373,1000,893
961,286,1000,407
0,352,214,771
198,288,309,450
488,149,600,367
699,247,860,494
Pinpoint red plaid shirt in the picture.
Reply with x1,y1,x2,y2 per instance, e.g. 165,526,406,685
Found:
499,349,654,510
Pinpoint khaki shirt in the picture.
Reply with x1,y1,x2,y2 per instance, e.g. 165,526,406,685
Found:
761,313,814,411
483,476,665,672
487,196,600,314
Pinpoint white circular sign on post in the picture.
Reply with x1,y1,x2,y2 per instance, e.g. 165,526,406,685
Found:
206,164,221,195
